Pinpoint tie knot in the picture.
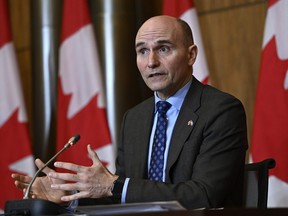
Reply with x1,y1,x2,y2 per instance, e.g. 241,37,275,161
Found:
156,101,171,114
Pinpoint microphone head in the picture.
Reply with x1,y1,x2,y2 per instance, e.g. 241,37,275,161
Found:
68,134,81,145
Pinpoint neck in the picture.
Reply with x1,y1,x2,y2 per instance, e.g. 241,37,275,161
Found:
156,76,192,100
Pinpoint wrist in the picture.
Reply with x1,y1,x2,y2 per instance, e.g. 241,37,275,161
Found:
111,176,125,202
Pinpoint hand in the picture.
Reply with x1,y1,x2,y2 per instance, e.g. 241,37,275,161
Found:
12,159,69,204
48,144,119,202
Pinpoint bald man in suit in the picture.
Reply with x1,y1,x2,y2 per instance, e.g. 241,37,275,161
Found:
12,15,248,209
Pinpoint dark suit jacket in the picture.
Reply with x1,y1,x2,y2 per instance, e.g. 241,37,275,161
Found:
115,77,248,209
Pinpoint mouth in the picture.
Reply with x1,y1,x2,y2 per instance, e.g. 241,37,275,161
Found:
148,72,166,78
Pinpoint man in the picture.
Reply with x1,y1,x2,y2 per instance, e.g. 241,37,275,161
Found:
12,15,248,209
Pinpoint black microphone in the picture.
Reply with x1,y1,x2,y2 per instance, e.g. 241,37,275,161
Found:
5,134,81,216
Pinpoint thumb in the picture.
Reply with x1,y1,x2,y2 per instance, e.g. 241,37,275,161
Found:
35,158,54,175
87,144,101,165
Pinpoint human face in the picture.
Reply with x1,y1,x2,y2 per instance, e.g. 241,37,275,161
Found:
135,16,197,100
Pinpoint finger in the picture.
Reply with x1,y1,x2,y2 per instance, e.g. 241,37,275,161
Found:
15,181,27,191
54,161,87,173
87,144,101,165
35,158,54,175
11,173,32,184
23,188,37,199
49,172,79,182
51,182,79,192
61,191,87,202
35,158,44,169
23,188,29,195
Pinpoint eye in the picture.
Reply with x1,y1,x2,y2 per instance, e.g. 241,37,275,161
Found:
137,48,149,55
159,46,170,53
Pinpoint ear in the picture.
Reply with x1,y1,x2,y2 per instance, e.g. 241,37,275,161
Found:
188,44,198,66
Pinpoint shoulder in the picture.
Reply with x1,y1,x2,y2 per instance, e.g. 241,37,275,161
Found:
185,79,246,128
202,84,244,111
122,97,154,121
187,78,245,112
198,84,247,130
127,97,154,113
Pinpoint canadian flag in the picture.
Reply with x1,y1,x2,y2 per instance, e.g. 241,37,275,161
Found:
163,0,209,84
251,0,288,207
56,0,115,171
0,0,35,211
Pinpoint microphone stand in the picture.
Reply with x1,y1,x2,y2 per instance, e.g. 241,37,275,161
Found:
5,134,80,216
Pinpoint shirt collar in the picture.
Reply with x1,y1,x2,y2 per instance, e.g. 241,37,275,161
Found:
154,80,192,113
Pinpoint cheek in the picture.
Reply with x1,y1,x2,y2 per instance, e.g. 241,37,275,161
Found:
136,58,145,70
165,62,179,76
137,61,148,77
137,65,145,77
165,63,186,82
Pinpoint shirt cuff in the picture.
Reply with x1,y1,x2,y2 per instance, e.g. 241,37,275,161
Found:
121,178,130,204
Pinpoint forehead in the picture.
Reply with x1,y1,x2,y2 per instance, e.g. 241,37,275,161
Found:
135,18,181,46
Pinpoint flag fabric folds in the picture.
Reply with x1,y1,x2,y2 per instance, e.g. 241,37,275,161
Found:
57,0,115,171
163,0,209,84
251,0,288,207
0,0,35,211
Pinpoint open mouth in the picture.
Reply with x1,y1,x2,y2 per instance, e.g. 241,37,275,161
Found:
149,72,165,78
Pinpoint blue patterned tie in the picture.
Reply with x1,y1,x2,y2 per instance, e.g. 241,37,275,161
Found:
148,101,171,182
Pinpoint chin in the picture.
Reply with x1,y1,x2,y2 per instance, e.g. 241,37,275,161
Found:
147,82,167,91
149,86,164,93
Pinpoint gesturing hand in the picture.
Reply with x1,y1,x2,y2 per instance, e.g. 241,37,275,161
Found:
48,144,119,202
12,158,69,204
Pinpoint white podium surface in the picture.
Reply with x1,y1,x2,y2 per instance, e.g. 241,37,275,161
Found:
75,201,186,215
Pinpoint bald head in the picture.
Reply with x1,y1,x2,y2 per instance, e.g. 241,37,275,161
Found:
136,15,194,46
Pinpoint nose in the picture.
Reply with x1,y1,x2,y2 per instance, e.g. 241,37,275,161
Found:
147,51,159,68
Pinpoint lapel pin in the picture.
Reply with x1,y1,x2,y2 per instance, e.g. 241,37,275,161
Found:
187,120,193,127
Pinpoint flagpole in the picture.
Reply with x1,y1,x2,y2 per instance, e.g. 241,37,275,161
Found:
31,0,61,160
89,0,148,148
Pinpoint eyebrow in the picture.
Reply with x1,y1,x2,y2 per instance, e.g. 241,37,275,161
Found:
135,42,145,49
135,39,173,49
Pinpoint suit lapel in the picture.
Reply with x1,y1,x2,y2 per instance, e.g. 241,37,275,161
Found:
134,98,155,178
166,78,204,176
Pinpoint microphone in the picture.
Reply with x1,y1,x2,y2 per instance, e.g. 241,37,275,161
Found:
23,134,80,199
5,134,81,216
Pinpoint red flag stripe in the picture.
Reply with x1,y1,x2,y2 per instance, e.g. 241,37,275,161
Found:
268,0,279,7
163,0,194,17
0,0,11,47
60,0,91,42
